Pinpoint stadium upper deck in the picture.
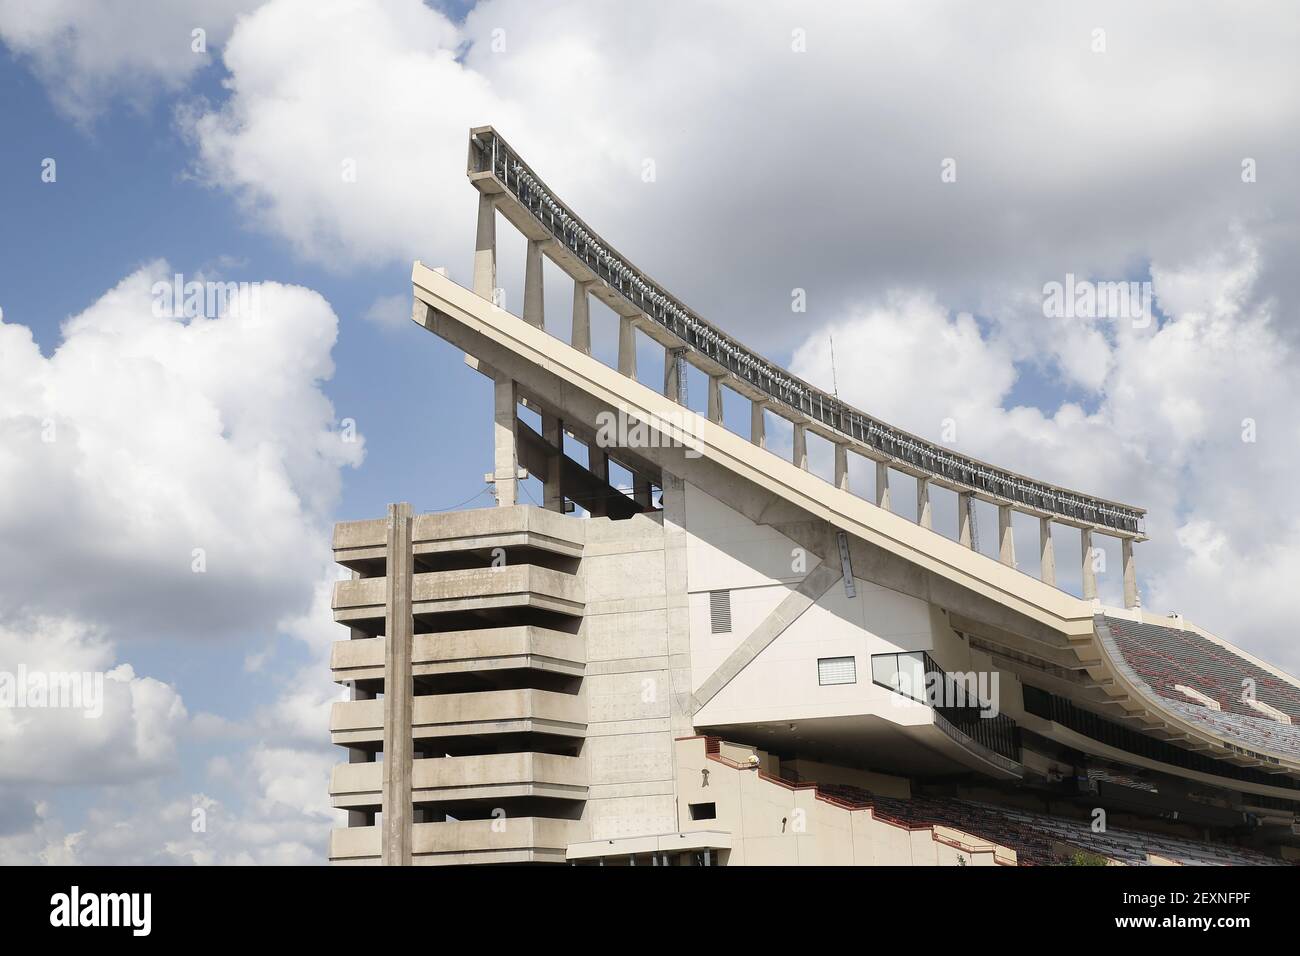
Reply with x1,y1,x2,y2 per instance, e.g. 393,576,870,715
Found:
335,128,1300,865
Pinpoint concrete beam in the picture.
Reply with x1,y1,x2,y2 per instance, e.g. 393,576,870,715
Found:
493,376,519,507
633,474,653,508
1122,538,1139,609
958,492,974,549
793,423,808,471
523,238,545,328
750,400,766,449
834,443,849,492
473,193,496,301
1081,528,1097,600
541,412,564,513
875,461,891,511
664,349,682,403
618,315,638,379
570,279,591,354
587,448,609,518
917,476,932,529
706,375,724,424
382,502,414,866
692,561,841,712
1039,517,1056,586
998,504,1015,568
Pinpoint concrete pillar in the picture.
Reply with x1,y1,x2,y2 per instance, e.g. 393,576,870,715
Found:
707,376,724,424
1039,517,1056,586
473,193,496,301
618,316,638,379
664,350,682,403
834,443,849,492
917,477,932,529
571,279,591,354
493,376,519,507
875,462,891,511
382,502,414,867
750,401,766,449
958,492,974,549
523,239,545,328
588,449,609,518
1081,528,1098,600
542,413,564,513
1122,538,1139,609
793,423,808,471
998,505,1015,567
633,474,653,508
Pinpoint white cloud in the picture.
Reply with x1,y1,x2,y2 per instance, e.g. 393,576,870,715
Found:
362,293,410,330
791,234,1300,673
0,614,187,785
0,0,262,122
0,262,363,638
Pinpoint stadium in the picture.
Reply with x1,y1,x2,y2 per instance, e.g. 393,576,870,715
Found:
325,128,1300,867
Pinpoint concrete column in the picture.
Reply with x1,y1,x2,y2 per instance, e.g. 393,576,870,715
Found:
1081,528,1098,600
1122,537,1139,609
493,375,519,507
1039,517,1056,586
664,350,682,403
793,423,808,471
571,279,591,354
542,412,564,513
997,505,1015,567
750,401,766,449
875,461,891,511
834,443,849,492
958,492,974,549
633,474,653,508
588,449,609,518
473,193,496,301
618,316,638,379
382,502,413,867
707,376,724,424
523,239,545,328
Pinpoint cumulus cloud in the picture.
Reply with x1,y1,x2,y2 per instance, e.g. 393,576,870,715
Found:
0,0,262,122
0,261,363,638
0,614,187,785
172,1,1300,354
0,261,360,856
791,234,1300,673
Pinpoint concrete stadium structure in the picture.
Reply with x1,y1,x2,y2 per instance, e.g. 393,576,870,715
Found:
327,128,1300,866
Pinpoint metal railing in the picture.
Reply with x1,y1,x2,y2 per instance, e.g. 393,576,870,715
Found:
871,650,1022,769
468,127,1145,536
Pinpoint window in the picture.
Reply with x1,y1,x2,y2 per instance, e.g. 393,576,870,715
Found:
688,802,717,821
818,656,856,686
709,590,731,634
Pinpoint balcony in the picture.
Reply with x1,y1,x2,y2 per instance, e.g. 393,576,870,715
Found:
329,817,585,865
332,565,583,624
330,625,585,684
333,505,585,570
330,753,587,808
330,688,586,745
871,650,1023,775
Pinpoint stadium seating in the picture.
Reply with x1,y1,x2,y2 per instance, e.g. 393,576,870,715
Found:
1103,617,1300,721
811,782,1283,866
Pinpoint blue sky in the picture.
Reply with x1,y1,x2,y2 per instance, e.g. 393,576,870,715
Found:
1,0,1296,863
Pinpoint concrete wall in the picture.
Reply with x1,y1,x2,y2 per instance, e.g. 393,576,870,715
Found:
673,737,1011,866
579,513,681,840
